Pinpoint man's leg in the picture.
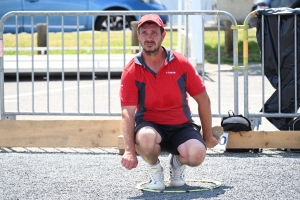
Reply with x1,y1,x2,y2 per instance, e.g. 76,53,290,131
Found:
135,126,162,165
177,139,206,166
135,125,165,190
168,125,206,187
169,139,206,186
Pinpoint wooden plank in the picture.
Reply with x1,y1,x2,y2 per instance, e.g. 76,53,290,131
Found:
227,131,300,148
0,120,121,147
117,131,300,153
118,135,125,155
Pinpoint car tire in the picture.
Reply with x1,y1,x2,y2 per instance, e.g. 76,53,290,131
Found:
95,15,135,31
115,16,135,30
95,16,115,31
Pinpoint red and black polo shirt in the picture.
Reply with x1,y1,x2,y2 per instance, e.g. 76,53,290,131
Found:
120,47,206,125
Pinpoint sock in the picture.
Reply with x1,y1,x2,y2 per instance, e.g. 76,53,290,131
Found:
148,159,160,167
171,155,182,168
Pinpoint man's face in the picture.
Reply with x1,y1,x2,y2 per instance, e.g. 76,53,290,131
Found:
137,23,166,56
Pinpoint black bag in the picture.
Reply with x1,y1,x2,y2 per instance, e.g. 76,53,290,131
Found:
256,8,300,130
221,111,252,132
289,117,300,131
287,117,300,152
221,111,257,153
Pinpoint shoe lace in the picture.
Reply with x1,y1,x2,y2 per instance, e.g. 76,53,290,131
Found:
170,165,185,180
148,168,164,183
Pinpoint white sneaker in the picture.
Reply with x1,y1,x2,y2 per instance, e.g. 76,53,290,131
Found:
146,162,165,190
168,154,186,187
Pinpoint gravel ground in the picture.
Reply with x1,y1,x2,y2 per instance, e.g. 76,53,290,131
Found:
0,148,299,200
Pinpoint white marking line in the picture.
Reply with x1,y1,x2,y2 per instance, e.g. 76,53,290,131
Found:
4,81,119,100
249,94,273,97
5,100,18,103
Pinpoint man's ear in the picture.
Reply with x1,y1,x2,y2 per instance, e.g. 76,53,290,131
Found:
137,30,140,41
162,30,166,39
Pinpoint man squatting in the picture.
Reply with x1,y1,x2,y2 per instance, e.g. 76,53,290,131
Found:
119,14,219,190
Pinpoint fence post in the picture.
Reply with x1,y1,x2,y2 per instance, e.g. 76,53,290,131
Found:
131,21,139,54
0,33,3,120
224,20,233,53
37,24,47,55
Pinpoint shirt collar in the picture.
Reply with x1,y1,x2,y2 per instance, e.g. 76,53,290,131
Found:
133,46,175,66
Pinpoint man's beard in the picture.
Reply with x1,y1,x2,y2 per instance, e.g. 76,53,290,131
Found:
143,46,160,56
141,40,161,56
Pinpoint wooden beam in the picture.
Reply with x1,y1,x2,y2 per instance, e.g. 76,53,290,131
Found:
0,120,122,148
227,131,300,148
118,135,125,155
118,131,300,154
2,119,299,151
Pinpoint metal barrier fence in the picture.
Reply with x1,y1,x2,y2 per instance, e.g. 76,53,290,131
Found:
0,10,239,120
243,9,300,130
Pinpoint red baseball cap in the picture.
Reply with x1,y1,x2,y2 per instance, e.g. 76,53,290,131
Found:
138,14,164,29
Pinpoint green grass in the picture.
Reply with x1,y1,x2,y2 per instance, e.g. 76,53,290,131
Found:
3,29,261,64
203,29,261,64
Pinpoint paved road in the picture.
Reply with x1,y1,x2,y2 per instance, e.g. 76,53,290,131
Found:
0,148,299,199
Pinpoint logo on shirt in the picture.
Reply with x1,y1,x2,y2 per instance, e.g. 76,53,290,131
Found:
166,71,176,74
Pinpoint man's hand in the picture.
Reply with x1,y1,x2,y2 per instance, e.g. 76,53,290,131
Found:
203,134,219,148
121,106,137,170
192,91,218,148
121,150,138,170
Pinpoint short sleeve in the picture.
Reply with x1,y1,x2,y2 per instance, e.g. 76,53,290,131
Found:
119,68,138,106
185,60,206,96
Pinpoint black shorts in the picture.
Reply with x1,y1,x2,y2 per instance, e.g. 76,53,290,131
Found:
135,121,206,155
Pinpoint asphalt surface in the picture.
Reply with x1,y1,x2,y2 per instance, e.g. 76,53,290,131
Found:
1,148,299,200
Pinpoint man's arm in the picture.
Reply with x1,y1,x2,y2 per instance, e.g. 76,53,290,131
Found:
193,91,219,148
121,106,138,170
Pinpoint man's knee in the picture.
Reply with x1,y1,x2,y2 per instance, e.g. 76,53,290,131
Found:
136,126,161,150
190,146,206,166
178,139,206,166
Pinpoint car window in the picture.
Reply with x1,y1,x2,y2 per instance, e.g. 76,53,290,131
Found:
269,0,298,8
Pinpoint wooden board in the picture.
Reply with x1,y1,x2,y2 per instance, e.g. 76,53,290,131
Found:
227,131,300,148
118,135,126,155
2,119,299,151
118,130,300,154
0,120,122,147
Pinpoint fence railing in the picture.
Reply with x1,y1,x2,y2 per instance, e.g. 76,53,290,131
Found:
0,10,239,120
243,8,300,130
